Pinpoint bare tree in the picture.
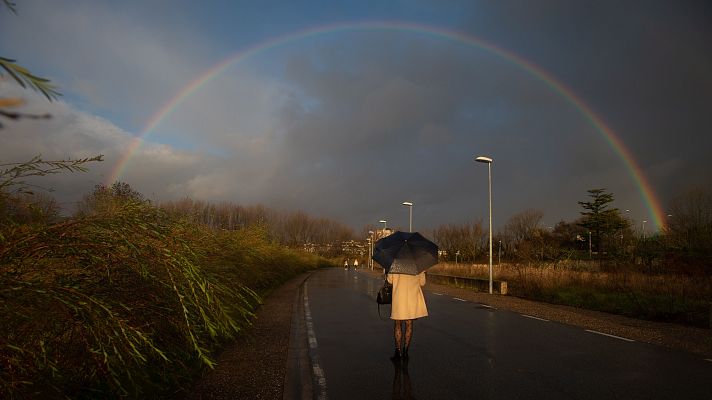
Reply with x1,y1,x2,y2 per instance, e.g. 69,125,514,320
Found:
432,220,486,262
665,185,712,269
159,198,354,254
500,209,543,262
504,209,543,244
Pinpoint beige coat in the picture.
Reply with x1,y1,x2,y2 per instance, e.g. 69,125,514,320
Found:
387,272,428,320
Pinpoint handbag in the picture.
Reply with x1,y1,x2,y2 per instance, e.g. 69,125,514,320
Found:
377,279,392,304
376,278,393,320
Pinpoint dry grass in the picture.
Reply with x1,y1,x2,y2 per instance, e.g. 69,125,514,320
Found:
431,262,712,327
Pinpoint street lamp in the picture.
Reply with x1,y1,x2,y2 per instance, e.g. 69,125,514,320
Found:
475,155,493,294
642,220,647,239
379,220,387,238
622,209,631,247
402,201,413,232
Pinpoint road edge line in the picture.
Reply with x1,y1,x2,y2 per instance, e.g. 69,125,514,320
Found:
585,329,635,342
521,314,550,322
304,282,328,400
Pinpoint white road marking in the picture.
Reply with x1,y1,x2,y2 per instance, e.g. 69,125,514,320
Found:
521,314,549,322
432,293,444,296
304,283,328,399
585,329,635,342
453,297,467,302
304,285,318,349
477,304,493,308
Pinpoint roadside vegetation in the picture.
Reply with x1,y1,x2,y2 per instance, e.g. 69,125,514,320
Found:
0,182,339,398
2,14,346,395
430,262,712,327
427,187,712,328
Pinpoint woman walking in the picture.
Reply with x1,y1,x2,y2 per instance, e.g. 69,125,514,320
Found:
387,271,428,360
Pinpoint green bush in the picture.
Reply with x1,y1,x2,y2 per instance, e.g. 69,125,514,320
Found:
0,200,330,398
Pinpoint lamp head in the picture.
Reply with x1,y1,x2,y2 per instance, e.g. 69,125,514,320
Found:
475,156,493,163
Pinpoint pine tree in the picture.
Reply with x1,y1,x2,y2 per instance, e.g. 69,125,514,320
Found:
578,188,624,257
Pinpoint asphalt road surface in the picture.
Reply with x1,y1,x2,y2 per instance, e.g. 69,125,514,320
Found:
298,268,712,400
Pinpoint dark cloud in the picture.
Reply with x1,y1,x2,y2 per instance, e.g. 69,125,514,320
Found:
253,32,629,229
3,0,710,232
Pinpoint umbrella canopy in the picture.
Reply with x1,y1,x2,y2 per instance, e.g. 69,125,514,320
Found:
372,231,439,275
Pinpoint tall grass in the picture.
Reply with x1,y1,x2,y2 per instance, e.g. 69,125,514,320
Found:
0,200,331,398
431,262,712,327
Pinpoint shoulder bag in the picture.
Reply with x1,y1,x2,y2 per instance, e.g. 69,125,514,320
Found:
376,278,392,320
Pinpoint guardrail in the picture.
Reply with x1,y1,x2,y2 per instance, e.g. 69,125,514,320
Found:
427,273,508,295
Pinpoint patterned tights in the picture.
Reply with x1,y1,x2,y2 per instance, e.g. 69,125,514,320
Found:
393,320,413,350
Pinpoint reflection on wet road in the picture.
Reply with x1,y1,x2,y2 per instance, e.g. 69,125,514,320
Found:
304,268,712,399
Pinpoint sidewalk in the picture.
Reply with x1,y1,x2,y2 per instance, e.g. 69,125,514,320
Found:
187,272,311,399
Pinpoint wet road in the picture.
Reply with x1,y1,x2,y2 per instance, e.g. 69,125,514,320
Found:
301,268,712,399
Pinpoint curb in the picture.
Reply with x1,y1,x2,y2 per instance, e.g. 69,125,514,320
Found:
283,272,316,400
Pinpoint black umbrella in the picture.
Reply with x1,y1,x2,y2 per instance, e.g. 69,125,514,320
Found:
372,231,439,275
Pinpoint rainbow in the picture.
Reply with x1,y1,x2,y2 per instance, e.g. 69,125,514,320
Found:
107,21,666,229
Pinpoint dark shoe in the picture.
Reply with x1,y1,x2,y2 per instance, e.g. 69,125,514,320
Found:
390,348,401,362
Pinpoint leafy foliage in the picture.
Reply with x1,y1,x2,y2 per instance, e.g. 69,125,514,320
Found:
0,100,52,128
0,57,60,102
1,2,60,128
0,4,330,395
0,155,104,195
578,188,628,257
1,0,16,14
76,181,147,216
0,191,330,398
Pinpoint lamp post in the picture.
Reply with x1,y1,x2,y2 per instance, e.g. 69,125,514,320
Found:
379,220,387,238
642,220,647,240
455,250,460,266
588,231,592,259
402,201,413,232
619,215,627,246
475,155,493,294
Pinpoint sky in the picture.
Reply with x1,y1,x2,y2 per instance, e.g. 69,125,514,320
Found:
2,0,711,234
